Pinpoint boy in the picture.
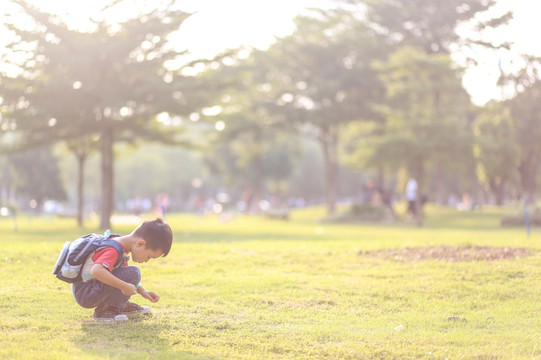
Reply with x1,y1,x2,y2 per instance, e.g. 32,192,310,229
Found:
72,218,173,322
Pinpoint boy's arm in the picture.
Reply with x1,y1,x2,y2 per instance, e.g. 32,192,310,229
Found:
90,264,137,296
137,284,160,302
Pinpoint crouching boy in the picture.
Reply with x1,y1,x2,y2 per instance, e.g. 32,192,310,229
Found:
72,218,173,322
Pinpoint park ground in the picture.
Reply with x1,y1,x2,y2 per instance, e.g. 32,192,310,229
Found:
0,205,540,359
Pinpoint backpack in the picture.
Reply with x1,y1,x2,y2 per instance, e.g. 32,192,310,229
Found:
53,230,125,283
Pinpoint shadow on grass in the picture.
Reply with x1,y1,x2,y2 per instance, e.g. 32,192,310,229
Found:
76,316,209,360
423,209,516,231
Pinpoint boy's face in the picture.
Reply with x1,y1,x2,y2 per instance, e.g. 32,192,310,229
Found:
132,239,164,263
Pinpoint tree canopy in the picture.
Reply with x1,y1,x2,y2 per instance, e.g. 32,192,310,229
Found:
2,0,538,225
1,0,212,227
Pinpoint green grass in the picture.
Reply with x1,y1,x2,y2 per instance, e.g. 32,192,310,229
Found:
0,205,540,359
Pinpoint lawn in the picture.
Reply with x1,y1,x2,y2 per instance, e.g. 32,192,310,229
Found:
0,205,539,359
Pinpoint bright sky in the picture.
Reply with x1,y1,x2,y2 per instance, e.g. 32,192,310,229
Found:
460,0,541,104
176,0,332,58
3,0,541,105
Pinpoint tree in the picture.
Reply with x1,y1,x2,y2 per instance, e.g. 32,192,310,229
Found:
114,143,203,205
1,1,204,228
371,47,473,225
6,146,67,210
509,78,541,203
357,0,512,55
66,137,99,226
197,48,301,208
491,54,541,204
336,0,511,222
473,102,518,205
266,10,385,214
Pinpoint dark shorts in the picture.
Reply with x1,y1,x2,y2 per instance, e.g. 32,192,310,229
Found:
72,266,141,309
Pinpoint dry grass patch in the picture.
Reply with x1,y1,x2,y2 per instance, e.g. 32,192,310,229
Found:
360,246,532,262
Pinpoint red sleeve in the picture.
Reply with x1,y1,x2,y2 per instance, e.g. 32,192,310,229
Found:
92,247,120,271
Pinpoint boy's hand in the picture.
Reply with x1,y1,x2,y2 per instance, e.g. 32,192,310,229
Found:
141,290,160,303
91,264,138,296
122,283,137,296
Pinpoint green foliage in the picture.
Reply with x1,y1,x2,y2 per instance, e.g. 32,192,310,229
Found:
198,47,302,197
6,146,67,205
370,47,473,183
114,144,203,201
0,0,222,227
361,0,509,54
509,77,541,197
1,1,193,147
0,207,540,359
261,10,386,213
0,0,529,224
339,0,512,207
473,102,518,203
287,138,326,201
270,10,385,127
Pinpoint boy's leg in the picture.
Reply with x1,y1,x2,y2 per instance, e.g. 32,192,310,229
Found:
72,266,141,309
109,266,151,317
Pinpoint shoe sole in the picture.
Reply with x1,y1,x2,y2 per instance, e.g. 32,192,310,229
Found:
121,306,151,318
92,314,129,322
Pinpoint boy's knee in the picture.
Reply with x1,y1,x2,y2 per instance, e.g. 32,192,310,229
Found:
128,266,141,284
113,266,141,285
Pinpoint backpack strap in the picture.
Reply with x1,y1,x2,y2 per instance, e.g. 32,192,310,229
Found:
96,239,126,269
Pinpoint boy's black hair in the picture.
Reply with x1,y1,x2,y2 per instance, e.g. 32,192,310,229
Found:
133,218,172,257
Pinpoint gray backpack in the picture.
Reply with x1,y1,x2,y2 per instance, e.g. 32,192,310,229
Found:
53,230,125,283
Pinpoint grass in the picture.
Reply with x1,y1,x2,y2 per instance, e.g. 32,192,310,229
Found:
0,205,540,359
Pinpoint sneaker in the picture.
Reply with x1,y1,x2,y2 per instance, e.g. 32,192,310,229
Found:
92,304,129,322
119,302,151,317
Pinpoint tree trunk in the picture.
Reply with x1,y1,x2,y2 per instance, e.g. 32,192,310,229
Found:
489,177,505,206
76,152,87,227
320,125,338,215
100,123,114,229
253,152,264,212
